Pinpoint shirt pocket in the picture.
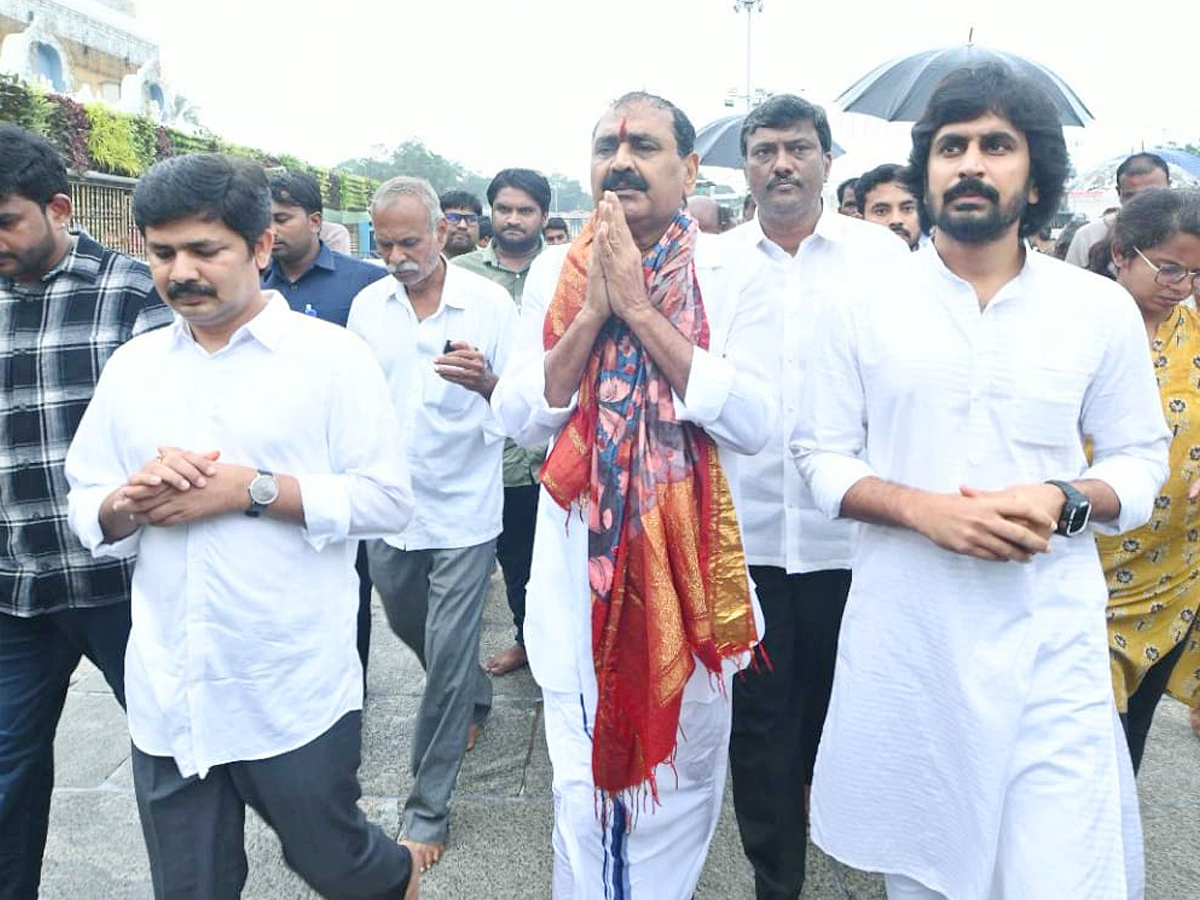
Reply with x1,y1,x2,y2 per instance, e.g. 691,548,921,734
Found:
420,362,477,415
998,365,1088,449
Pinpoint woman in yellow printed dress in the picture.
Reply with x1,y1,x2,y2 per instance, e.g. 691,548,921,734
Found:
1091,187,1200,771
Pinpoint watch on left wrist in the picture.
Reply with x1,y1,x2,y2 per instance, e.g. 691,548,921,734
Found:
245,470,279,518
1045,479,1092,537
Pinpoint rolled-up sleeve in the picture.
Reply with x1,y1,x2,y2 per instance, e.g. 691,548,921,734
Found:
1080,303,1170,535
306,337,414,550
790,294,878,520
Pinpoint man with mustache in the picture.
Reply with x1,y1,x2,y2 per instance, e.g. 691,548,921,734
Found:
64,152,419,900
0,123,171,900
348,175,517,875
1065,152,1170,269
720,94,907,900
794,64,1168,899
453,168,553,678
493,91,775,900
856,163,924,251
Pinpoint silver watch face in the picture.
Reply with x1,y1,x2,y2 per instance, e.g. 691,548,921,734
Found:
249,474,279,505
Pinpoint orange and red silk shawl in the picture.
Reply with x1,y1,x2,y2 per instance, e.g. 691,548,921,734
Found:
540,211,758,798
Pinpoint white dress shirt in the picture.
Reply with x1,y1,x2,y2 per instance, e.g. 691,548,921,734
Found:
722,209,908,573
347,262,517,551
1064,215,1112,268
792,246,1168,898
66,293,413,779
491,236,777,707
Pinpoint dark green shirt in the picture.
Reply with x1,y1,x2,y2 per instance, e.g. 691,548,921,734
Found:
452,243,547,486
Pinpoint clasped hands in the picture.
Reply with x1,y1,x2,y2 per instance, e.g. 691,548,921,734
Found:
914,483,1065,563
582,191,653,326
109,445,252,529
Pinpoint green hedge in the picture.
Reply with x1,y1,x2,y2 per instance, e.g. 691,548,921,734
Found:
0,73,377,210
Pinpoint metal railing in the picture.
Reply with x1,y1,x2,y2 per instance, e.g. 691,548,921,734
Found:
68,172,144,258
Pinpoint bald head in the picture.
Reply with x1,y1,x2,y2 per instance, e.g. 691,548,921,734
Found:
687,196,722,234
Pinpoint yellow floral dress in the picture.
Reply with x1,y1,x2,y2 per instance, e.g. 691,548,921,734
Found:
1098,306,1200,711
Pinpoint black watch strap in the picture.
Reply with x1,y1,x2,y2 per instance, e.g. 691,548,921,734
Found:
1045,479,1091,536
246,469,277,518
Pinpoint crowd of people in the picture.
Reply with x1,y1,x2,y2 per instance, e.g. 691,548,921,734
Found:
2,57,1199,900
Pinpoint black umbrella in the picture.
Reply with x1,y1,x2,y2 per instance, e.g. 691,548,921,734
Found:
834,43,1093,127
694,113,845,169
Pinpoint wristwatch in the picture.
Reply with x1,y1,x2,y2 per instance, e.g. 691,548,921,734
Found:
1045,480,1091,537
245,470,280,518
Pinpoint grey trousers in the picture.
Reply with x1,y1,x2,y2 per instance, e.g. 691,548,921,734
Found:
131,711,412,900
366,539,495,845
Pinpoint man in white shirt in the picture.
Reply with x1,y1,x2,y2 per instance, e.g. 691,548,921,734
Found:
64,153,419,900
1065,153,1170,269
793,64,1169,900
492,91,775,900
721,94,908,900
348,175,517,875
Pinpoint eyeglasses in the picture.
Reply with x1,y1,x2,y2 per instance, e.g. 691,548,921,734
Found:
444,212,479,226
1134,247,1200,293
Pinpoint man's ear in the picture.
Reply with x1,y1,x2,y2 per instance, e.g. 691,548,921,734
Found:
44,193,73,229
253,228,274,269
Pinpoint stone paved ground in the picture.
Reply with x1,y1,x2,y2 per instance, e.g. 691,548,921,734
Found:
42,573,1200,899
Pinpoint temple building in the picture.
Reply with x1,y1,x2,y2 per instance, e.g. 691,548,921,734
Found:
0,0,185,124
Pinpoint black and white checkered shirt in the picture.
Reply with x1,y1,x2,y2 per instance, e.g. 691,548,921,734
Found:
1,232,172,617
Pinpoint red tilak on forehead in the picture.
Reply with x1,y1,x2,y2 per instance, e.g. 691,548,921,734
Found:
618,118,628,141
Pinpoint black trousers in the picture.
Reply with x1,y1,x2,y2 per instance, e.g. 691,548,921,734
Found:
0,603,130,900
355,542,372,688
131,711,412,900
494,484,539,645
729,566,851,900
1119,633,1188,773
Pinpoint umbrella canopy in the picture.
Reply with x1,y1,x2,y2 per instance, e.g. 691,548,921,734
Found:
694,113,845,169
835,44,1093,127
1070,147,1200,193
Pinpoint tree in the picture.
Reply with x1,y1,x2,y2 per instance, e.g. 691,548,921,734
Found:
336,140,466,193
336,143,593,211
547,173,593,212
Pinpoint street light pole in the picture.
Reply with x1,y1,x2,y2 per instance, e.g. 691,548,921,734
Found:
733,1,763,112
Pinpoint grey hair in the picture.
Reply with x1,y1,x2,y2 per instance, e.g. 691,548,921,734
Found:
369,176,442,230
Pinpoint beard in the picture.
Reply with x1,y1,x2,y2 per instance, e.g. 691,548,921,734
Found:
443,232,475,257
492,228,539,256
934,178,1028,245
0,217,59,281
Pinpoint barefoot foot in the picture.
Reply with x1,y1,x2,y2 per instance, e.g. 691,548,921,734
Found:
484,643,527,676
400,838,443,876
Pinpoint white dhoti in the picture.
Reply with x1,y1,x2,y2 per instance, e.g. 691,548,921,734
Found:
543,687,730,900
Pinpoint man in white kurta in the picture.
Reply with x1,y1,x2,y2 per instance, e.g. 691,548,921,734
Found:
492,92,775,900
792,65,1169,900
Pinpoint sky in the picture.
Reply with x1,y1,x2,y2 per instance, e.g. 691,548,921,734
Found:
133,0,1200,202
